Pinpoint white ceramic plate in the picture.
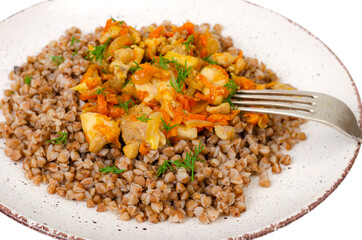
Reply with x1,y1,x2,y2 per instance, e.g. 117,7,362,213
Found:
0,0,360,239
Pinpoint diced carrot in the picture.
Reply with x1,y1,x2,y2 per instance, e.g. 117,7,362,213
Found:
137,90,149,102
139,142,150,155
132,63,170,85
102,19,118,34
148,25,165,38
96,94,109,116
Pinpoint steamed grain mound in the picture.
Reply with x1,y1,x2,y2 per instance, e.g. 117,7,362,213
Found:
0,22,306,224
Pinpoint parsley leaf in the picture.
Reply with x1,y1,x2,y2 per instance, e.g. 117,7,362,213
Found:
24,75,32,85
99,165,125,174
46,131,68,146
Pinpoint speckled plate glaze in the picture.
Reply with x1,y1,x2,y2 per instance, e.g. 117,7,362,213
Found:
0,0,360,239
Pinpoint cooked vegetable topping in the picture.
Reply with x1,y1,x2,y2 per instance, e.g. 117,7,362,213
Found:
70,19,284,158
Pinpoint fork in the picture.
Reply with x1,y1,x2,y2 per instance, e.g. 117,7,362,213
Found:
231,90,362,143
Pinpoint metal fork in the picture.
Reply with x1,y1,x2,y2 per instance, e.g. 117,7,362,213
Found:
231,90,362,143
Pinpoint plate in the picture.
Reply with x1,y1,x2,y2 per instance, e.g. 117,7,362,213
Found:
0,0,360,239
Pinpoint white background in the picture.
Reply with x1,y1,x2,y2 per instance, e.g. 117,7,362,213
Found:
0,0,361,239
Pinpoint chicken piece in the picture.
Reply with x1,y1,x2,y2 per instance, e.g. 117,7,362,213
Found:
214,125,235,140
120,104,152,158
200,65,229,105
144,37,166,58
211,52,237,68
80,112,121,153
107,34,134,56
164,51,199,69
145,112,166,149
108,46,145,91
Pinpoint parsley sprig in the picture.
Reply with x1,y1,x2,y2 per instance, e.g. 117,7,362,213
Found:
85,37,112,65
161,118,179,132
169,61,192,94
51,56,64,66
137,114,152,123
182,35,194,54
92,87,106,96
46,131,68,146
156,142,205,180
24,75,32,85
99,165,125,174
115,99,134,114
203,55,217,65
223,79,238,108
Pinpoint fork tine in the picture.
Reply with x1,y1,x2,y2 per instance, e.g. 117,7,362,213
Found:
236,89,318,98
231,100,314,112
233,106,313,119
231,94,314,104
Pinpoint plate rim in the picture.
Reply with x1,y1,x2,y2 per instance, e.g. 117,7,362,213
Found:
0,0,360,239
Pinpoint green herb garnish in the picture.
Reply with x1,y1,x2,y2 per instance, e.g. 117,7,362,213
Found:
223,79,238,108
156,142,205,180
169,61,192,94
70,36,79,47
136,114,152,123
203,55,218,65
161,118,179,132
182,35,194,54
129,61,143,73
72,49,78,56
85,37,112,65
156,160,174,176
51,56,64,66
24,75,32,85
99,165,125,174
152,55,178,71
92,87,106,96
46,131,68,146
115,99,134,114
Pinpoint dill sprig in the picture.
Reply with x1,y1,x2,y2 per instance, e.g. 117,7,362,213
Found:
129,61,143,73
70,36,79,47
152,55,178,71
160,118,179,132
99,165,125,174
203,55,218,65
85,37,112,65
115,99,134,114
24,75,32,85
169,61,192,94
92,87,106,96
51,56,64,66
156,142,205,180
46,131,68,146
182,35,194,54
156,160,174,176
223,79,238,108
136,114,152,123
